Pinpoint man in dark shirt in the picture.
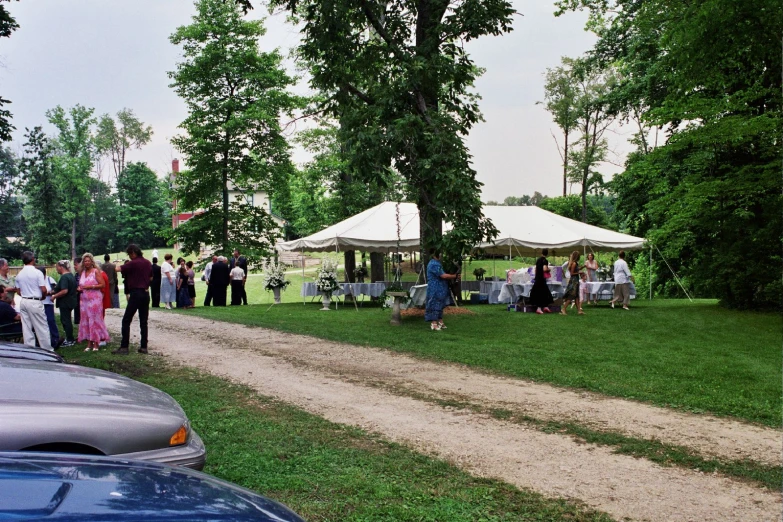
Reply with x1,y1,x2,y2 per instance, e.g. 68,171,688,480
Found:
210,256,230,306
0,284,22,340
150,257,162,308
229,249,249,305
113,244,152,355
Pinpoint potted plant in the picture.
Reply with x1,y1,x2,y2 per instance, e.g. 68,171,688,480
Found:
473,267,486,281
315,259,340,310
262,260,290,304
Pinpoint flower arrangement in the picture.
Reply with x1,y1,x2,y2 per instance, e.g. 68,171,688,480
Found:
262,260,290,291
315,259,340,297
473,267,486,281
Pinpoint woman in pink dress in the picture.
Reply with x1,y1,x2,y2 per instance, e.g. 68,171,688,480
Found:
77,253,110,351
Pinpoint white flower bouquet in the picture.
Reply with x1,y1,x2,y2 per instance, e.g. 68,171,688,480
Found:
315,259,340,296
262,260,290,291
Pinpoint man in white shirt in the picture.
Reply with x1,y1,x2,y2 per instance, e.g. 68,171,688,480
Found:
610,250,632,310
15,251,51,349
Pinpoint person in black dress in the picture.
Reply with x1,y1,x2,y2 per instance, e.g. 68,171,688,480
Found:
530,248,554,314
151,257,162,308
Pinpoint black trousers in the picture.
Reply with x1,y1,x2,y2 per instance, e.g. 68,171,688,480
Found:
231,280,243,305
59,306,74,342
241,284,248,305
121,289,149,349
203,284,213,306
151,283,160,308
212,284,227,306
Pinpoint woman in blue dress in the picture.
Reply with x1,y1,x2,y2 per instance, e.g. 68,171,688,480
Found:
425,251,459,331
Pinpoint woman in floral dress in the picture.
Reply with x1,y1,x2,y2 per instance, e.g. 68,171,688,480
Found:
77,253,110,351
424,251,459,330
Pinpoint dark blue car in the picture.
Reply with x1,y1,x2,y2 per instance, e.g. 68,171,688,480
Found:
0,452,306,521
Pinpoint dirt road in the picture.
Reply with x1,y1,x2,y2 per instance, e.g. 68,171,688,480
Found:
105,310,782,522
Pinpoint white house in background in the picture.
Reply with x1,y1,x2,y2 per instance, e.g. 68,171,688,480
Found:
169,159,286,232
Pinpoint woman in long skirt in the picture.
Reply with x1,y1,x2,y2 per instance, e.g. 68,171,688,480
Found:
77,253,110,351
424,251,459,330
160,253,176,309
176,265,192,308
561,250,585,316
530,249,554,314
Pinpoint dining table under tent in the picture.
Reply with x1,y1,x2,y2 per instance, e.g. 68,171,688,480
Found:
275,202,649,305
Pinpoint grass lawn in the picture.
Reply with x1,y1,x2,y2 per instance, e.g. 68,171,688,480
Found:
68,350,612,522
178,298,782,427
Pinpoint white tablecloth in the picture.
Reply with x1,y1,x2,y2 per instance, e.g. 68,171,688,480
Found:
301,282,388,298
479,281,506,304
301,282,345,297
584,281,636,300
497,281,563,304
341,282,386,298
409,284,427,306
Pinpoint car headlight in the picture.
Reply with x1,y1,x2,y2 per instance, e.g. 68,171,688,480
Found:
169,422,190,446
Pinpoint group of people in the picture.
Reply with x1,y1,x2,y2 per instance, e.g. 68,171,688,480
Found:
530,249,633,315
1,251,115,351
201,251,248,307
423,248,634,327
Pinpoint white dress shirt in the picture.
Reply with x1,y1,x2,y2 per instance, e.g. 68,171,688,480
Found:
15,265,46,299
613,259,631,284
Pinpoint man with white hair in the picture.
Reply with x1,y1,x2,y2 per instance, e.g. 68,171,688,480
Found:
15,251,51,349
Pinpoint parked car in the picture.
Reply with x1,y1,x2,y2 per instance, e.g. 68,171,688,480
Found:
0,341,65,363
0,452,306,521
0,358,206,470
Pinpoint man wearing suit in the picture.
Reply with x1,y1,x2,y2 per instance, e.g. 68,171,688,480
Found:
150,257,162,308
202,254,217,306
210,256,230,306
229,249,248,305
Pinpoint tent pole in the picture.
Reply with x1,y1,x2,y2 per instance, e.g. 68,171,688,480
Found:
649,245,653,300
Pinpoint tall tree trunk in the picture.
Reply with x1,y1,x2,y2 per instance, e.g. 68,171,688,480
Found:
563,132,569,196
344,250,356,282
71,219,76,261
370,252,384,282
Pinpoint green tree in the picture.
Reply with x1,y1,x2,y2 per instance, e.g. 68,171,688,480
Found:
0,147,24,259
271,0,512,264
46,104,96,260
80,177,120,255
0,1,19,142
541,62,580,196
542,57,617,222
19,127,69,263
539,194,609,227
168,0,301,265
116,162,169,249
94,108,153,184
557,0,782,308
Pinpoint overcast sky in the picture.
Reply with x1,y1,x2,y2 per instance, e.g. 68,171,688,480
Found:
1,0,629,202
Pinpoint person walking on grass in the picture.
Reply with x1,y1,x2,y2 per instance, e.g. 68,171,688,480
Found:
561,251,585,316
51,260,77,347
114,244,152,355
610,250,632,310
425,250,459,331
530,249,553,314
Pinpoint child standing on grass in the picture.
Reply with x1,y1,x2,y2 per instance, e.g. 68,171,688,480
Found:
579,272,590,305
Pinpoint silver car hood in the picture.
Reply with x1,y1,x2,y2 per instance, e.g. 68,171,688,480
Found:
0,359,189,455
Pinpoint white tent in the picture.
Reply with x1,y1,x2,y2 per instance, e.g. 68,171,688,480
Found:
276,202,422,253
275,202,646,254
477,205,645,256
